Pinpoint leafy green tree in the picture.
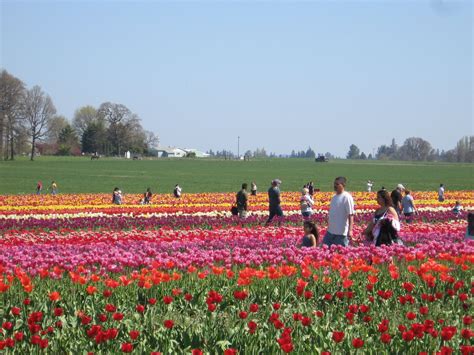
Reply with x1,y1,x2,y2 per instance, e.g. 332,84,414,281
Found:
346,144,360,159
57,124,79,155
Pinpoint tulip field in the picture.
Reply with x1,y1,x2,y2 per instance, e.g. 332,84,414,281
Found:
0,190,473,354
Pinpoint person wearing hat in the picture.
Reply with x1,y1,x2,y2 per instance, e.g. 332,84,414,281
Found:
391,184,404,216
265,179,283,225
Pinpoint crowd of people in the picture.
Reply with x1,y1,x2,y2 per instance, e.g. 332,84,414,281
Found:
234,177,472,247
32,178,472,244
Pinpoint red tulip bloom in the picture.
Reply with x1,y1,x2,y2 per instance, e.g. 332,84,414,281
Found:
98,314,107,322
273,303,281,310
30,335,41,345
461,328,473,339
39,339,48,349
315,311,324,318
224,349,238,355
11,307,21,316
192,350,203,355
23,298,31,306
345,312,355,321
86,285,97,295
239,311,248,319
14,332,24,342
441,326,457,341
332,331,345,343
136,304,145,313
378,319,389,333
402,330,414,342
185,293,193,302
112,313,124,321
463,316,472,325
438,346,453,355
103,290,112,298
460,345,474,355
419,306,429,315
293,313,303,321
273,320,284,329
121,342,133,353
54,308,63,317
105,304,116,313
302,317,312,326
343,279,353,289
233,290,248,300
129,330,140,340
106,328,118,339
148,298,157,305
164,320,174,329
281,342,294,353
406,312,416,320
49,292,61,302
403,282,414,292
248,321,257,334
2,322,13,330
380,333,391,344
249,304,259,312
163,296,173,305
352,338,364,348
208,303,217,312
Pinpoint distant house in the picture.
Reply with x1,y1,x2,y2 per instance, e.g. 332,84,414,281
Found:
183,149,210,158
157,147,187,158
157,147,210,158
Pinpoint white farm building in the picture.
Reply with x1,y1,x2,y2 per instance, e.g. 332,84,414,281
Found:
157,147,209,158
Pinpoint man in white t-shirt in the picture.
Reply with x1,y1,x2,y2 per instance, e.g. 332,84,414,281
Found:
323,176,355,247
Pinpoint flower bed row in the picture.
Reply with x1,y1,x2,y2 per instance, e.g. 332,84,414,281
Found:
0,209,467,233
1,256,473,353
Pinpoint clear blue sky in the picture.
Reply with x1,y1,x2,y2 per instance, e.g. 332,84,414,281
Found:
1,0,472,157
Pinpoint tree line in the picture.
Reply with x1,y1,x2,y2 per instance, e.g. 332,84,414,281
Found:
0,70,158,160
207,137,473,162
347,137,473,163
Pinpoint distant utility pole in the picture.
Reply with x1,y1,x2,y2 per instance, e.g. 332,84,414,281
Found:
237,136,240,159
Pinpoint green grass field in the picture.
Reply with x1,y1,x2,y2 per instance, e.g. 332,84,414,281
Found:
0,156,472,194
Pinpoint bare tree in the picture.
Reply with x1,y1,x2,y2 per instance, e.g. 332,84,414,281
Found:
72,106,98,137
398,137,432,161
23,86,56,160
145,130,159,149
0,70,25,160
97,102,133,156
46,115,69,144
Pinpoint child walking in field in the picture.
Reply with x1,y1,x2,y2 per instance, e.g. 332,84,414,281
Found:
36,181,43,195
49,181,58,195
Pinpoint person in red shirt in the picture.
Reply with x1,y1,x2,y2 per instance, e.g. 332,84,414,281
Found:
36,181,43,195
